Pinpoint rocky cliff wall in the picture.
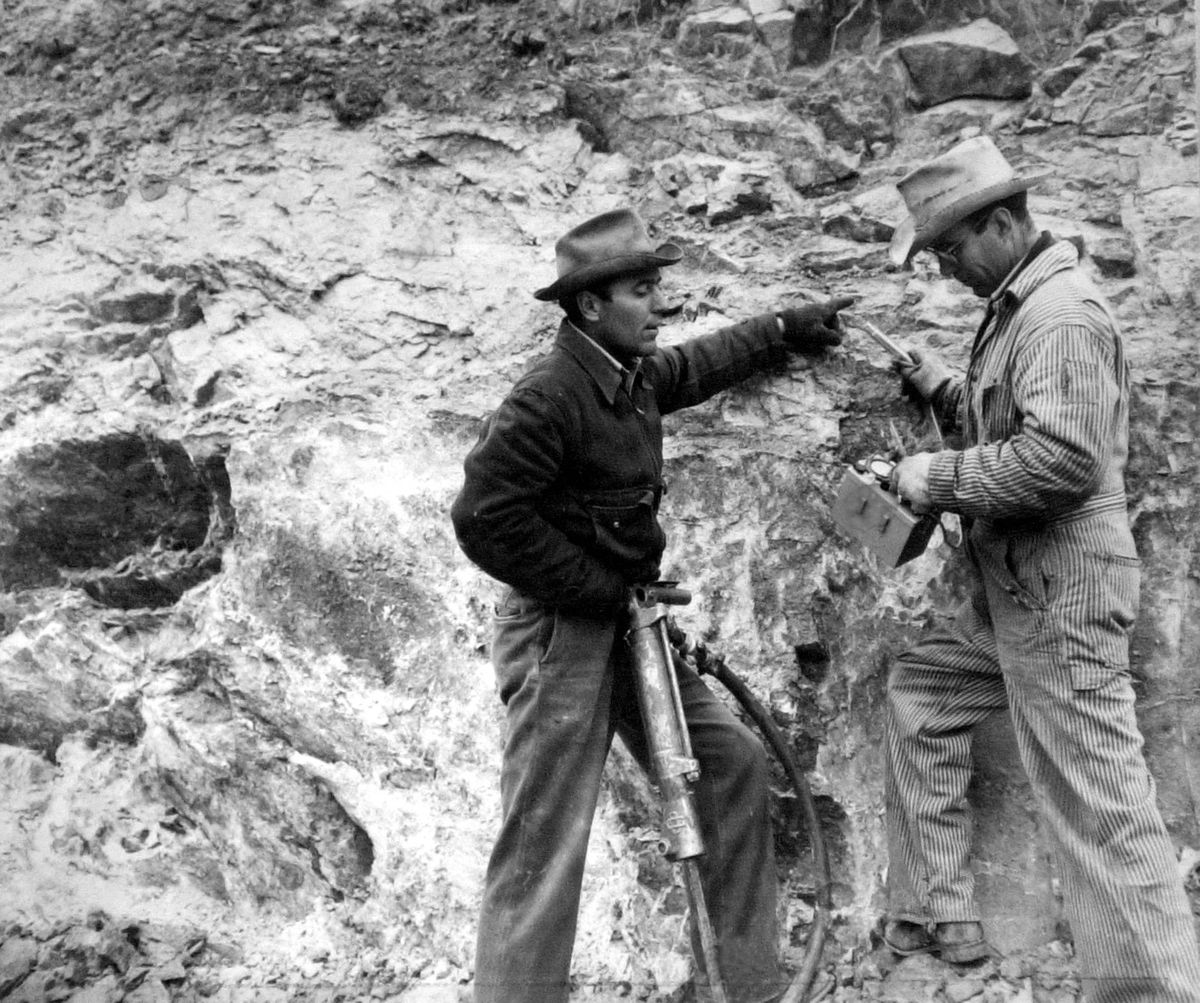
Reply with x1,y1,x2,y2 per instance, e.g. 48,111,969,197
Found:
1,1,1197,1001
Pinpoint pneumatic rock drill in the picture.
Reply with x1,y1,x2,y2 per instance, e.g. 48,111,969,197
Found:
626,583,833,1003
626,582,728,1003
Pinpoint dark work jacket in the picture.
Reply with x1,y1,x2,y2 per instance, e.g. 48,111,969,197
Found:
451,314,789,614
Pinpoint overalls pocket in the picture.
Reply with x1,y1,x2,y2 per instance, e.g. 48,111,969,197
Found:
1042,548,1140,692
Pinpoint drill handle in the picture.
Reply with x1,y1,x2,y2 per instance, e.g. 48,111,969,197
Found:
632,582,692,607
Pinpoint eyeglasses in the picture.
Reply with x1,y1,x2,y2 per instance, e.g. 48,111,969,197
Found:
928,235,968,269
927,211,992,269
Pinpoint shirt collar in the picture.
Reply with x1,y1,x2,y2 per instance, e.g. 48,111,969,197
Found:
968,233,1079,369
986,230,1065,314
556,320,641,406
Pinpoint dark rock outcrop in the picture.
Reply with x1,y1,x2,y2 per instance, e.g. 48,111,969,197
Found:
894,19,1035,108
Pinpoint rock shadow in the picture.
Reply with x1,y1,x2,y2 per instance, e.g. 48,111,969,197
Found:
0,433,234,608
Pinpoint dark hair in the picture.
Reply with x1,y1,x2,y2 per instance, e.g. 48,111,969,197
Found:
559,283,613,325
963,190,1030,231
931,191,1032,256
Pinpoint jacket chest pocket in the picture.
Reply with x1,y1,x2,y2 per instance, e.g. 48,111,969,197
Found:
584,486,664,562
978,381,1021,443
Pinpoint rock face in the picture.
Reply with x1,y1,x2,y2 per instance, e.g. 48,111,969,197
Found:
797,0,1096,65
1,0,1199,1001
1036,10,1192,137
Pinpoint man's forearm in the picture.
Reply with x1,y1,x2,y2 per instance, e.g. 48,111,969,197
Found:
652,311,787,413
931,378,964,434
926,431,1106,520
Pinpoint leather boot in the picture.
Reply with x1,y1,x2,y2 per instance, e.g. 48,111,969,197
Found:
883,920,988,964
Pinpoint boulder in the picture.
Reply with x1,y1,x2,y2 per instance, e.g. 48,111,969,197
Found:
1084,100,1155,136
676,6,755,57
1083,0,1132,33
792,0,829,65
785,57,907,154
915,99,1026,139
0,934,38,997
652,153,779,225
876,0,930,43
1105,19,1148,49
744,0,787,17
819,183,905,244
1072,36,1110,61
1164,115,1197,155
784,141,861,194
1038,58,1089,98
791,236,891,274
895,19,1034,108
755,10,796,66
880,952,947,1000
0,434,223,593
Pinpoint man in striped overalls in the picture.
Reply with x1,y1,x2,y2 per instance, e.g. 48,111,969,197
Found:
879,136,1200,1000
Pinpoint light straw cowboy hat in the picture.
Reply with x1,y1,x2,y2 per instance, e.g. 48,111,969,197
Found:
533,208,683,301
888,135,1051,266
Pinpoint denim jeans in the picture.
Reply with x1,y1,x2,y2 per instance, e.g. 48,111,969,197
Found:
473,589,782,1003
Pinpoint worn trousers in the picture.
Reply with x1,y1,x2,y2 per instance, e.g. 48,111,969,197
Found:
473,589,782,1003
885,516,1200,1002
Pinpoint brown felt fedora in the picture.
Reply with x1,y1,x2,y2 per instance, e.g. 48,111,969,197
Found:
889,136,1051,266
533,208,682,302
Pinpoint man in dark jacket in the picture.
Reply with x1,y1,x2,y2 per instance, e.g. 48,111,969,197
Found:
451,208,851,1003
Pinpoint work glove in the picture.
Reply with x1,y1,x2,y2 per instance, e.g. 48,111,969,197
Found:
778,296,855,354
894,347,952,403
625,558,662,587
890,452,935,514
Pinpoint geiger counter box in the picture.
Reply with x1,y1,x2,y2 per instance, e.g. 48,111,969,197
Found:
831,459,939,568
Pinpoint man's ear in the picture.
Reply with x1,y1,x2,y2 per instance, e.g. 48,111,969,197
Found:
576,290,602,322
990,206,1013,238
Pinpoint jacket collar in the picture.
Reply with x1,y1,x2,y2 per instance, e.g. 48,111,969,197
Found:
556,320,640,406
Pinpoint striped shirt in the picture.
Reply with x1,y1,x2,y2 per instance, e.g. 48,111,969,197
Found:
926,237,1129,525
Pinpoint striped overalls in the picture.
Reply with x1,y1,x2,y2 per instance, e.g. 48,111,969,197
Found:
885,239,1200,1001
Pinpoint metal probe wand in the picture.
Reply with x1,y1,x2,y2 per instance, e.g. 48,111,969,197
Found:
841,312,962,547
841,310,912,365
626,583,728,1003
842,311,944,450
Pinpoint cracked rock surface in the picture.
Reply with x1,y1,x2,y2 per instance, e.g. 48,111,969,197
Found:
1,0,1198,1001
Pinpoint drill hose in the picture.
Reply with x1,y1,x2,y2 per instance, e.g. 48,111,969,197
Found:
669,642,833,1003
